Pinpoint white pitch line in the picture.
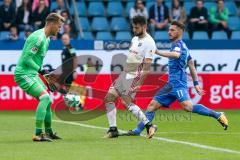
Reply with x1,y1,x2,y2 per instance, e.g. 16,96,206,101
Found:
53,120,240,154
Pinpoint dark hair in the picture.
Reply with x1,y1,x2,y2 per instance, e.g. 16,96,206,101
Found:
134,0,143,10
132,15,147,25
171,20,185,31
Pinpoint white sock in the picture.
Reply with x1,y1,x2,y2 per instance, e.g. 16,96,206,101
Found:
127,104,149,125
106,102,117,127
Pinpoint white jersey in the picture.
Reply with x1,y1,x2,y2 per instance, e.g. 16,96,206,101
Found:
124,33,156,78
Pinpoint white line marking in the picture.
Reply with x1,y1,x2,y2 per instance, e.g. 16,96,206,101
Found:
53,120,240,154
157,132,240,135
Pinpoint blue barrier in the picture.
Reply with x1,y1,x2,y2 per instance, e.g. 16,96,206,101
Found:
0,40,239,50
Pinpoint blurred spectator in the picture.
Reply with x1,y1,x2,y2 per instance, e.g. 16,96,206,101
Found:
169,0,186,23
62,23,77,39
16,0,33,31
0,0,16,31
32,0,49,12
149,0,169,35
209,0,231,38
31,0,49,30
60,10,77,38
16,0,23,8
129,0,148,20
52,0,65,15
9,25,19,41
24,25,33,39
188,0,209,39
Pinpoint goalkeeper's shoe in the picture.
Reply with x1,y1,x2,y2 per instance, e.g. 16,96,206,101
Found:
218,112,228,130
46,132,62,140
145,123,157,139
32,133,53,142
104,127,119,138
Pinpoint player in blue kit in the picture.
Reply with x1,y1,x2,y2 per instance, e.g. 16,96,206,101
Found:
125,21,228,136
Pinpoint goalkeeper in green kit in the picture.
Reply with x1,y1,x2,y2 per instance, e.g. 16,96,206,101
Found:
14,13,65,142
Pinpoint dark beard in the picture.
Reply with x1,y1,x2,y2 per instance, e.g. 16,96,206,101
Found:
134,31,144,37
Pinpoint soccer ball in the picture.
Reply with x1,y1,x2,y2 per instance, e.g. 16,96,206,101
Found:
63,94,81,108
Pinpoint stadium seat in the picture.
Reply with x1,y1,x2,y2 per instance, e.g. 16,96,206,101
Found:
79,17,90,31
110,17,130,31
228,17,240,31
212,31,228,40
184,2,195,16
50,1,57,11
204,2,215,11
107,2,123,17
165,2,171,9
192,31,209,40
19,32,25,40
77,2,87,16
183,32,190,40
225,1,238,16
146,2,154,12
125,1,134,15
91,17,109,31
96,32,113,40
154,31,169,40
79,32,94,40
0,31,9,40
231,31,240,40
88,2,105,17
115,31,132,40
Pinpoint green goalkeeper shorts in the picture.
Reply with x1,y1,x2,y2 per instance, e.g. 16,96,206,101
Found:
14,74,47,98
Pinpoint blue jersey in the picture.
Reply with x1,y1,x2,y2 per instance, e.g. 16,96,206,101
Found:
168,40,190,88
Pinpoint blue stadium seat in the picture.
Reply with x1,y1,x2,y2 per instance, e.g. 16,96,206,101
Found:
192,31,209,40
154,31,169,40
183,32,190,40
79,17,90,31
165,2,171,9
125,1,134,15
115,31,132,40
77,2,87,16
107,2,123,17
0,31,9,40
19,32,25,40
110,17,130,31
51,1,57,11
184,2,195,16
231,31,240,40
92,17,109,31
204,2,215,11
88,2,105,17
228,17,240,31
146,2,154,12
79,32,94,40
212,31,228,40
96,32,113,40
225,1,238,16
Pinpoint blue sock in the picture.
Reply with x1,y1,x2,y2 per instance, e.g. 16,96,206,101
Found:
133,111,155,135
192,104,221,119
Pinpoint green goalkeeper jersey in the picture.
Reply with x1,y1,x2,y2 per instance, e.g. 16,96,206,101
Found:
15,28,50,75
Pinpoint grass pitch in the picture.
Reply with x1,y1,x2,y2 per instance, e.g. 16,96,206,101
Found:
0,110,240,160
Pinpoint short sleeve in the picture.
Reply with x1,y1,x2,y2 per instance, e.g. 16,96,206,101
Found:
172,43,181,53
187,54,192,61
145,40,156,59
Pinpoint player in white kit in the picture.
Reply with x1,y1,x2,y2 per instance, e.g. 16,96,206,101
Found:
104,16,157,138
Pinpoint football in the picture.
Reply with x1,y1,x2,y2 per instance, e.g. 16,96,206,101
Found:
63,94,81,108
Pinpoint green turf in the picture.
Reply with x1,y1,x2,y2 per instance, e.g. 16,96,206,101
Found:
0,110,240,160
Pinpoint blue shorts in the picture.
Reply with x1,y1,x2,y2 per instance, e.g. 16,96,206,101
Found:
153,84,190,108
